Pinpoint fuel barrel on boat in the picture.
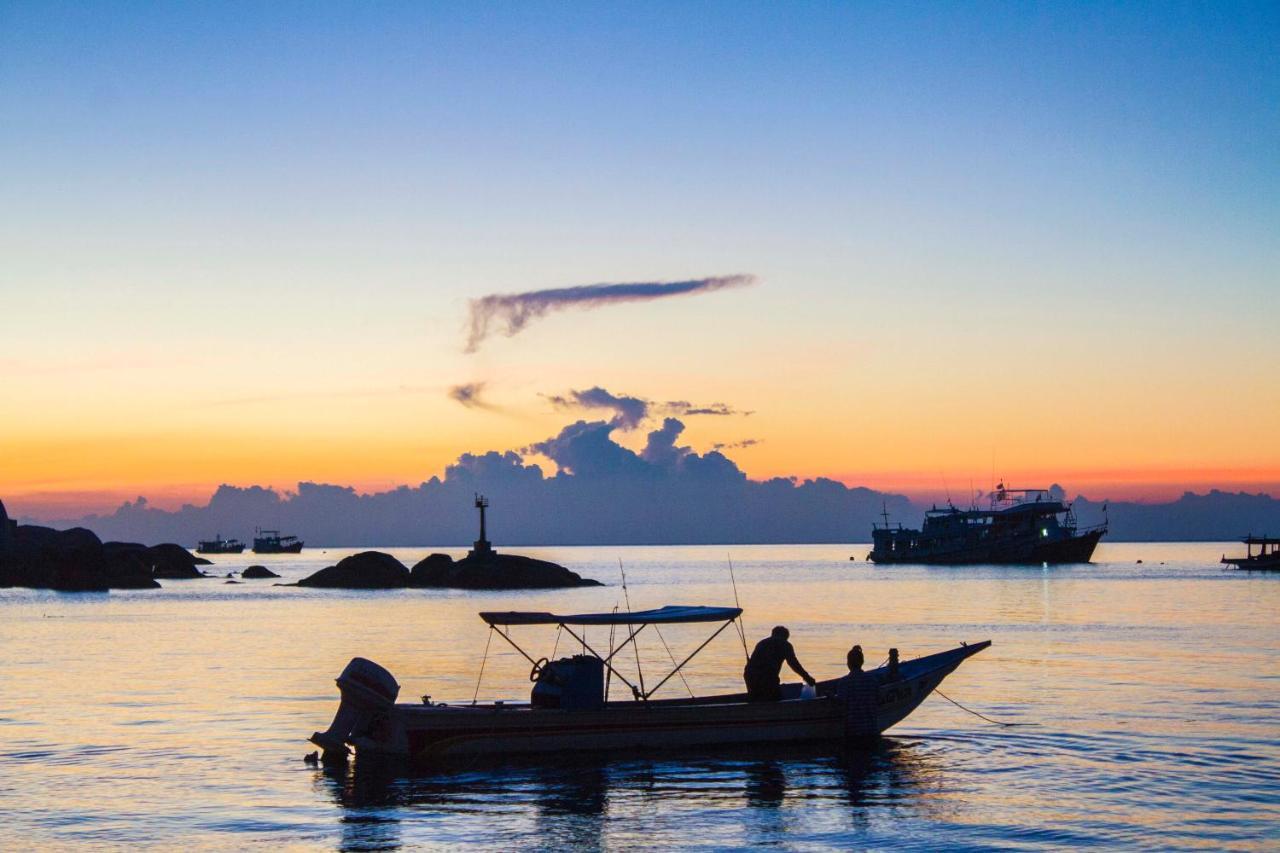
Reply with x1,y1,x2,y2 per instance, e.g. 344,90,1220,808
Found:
531,655,605,711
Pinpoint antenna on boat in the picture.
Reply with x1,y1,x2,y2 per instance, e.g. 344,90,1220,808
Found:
727,553,750,663
619,559,647,700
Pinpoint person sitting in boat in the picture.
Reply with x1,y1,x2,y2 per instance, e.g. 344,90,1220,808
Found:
837,645,878,740
882,647,901,683
744,626,816,701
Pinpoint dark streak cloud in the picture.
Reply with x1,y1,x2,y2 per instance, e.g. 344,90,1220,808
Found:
465,274,757,352
546,386,753,431
447,382,496,410
547,386,649,430
713,439,762,451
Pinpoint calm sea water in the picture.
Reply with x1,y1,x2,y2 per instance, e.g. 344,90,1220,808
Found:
0,542,1276,850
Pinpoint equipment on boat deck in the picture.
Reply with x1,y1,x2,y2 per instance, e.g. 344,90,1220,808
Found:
530,655,605,710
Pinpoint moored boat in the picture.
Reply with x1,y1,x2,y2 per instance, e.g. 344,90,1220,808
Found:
309,605,990,765
1222,536,1280,570
196,535,245,554
869,485,1107,565
252,529,303,554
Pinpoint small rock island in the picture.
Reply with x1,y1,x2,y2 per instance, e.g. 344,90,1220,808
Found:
295,495,601,590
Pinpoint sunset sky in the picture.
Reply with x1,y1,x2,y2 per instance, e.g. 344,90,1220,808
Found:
2,3,1277,519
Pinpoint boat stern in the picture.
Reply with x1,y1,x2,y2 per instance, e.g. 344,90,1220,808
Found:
310,657,407,761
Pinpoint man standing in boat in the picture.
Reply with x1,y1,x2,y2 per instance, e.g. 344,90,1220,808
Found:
744,626,817,701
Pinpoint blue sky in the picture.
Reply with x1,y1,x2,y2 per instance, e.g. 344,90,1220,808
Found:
1,2,1277,514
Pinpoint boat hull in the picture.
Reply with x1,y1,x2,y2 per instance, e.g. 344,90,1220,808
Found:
871,527,1104,565
1222,555,1280,570
313,642,990,765
252,543,303,554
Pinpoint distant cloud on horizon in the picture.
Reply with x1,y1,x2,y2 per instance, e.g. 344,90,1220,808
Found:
464,274,757,352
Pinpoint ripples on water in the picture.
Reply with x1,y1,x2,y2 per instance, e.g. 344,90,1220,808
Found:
0,543,1276,850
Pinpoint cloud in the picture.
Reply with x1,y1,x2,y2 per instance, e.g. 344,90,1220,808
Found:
465,274,757,352
448,382,497,410
547,386,649,430
547,386,751,430
664,400,753,417
713,438,761,451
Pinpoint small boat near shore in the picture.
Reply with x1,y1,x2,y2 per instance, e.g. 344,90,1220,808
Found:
1222,536,1280,570
309,605,990,766
252,529,303,554
868,485,1107,565
195,535,245,554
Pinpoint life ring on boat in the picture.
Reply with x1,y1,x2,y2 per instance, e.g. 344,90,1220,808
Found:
529,657,551,682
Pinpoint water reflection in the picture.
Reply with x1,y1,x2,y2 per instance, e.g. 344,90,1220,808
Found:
318,739,939,849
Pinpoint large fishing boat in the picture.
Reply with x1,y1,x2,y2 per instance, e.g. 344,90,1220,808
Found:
309,605,989,765
195,535,245,554
1222,536,1280,570
252,529,304,554
868,484,1106,565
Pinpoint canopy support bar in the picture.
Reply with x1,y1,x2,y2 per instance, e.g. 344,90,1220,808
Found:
559,624,643,699
642,618,736,699
489,625,540,667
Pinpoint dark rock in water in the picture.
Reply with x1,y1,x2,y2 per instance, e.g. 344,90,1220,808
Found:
296,551,409,589
225,579,242,584
410,550,601,590
241,565,280,579
102,543,162,589
148,543,207,578
408,553,454,586
2,525,113,591
0,525,202,591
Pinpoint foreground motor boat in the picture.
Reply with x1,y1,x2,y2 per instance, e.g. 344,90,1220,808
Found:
310,605,990,766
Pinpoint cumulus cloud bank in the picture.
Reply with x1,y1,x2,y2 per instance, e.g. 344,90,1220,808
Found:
465,274,757,352
58,414,914,546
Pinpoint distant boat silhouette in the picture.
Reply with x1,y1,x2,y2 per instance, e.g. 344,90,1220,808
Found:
252,529,304,554
196,535,245,554
1221,536,1280,570
868,485,1106,565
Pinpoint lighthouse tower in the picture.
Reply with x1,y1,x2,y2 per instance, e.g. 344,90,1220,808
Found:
469,494,494,557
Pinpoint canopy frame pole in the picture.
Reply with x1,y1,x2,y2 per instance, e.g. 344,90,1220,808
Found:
489,625,540,667
559,624,642,698
600,623,648,666
471,625,495,706
642,618,737,700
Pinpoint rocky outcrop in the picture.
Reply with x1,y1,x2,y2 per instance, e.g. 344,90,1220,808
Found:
148,543,211,578
0,515,218,591
241,565,280,579
1,527,160,591
409,551,601,589
407,553,454,586
295,551,410,588
291,548,600,590
103,541,208,580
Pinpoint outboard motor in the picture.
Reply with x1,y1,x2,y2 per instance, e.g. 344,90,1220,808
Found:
310,657,400,761
531,655,605,710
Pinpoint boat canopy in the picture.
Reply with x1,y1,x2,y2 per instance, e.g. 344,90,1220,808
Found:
479,605,741,627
